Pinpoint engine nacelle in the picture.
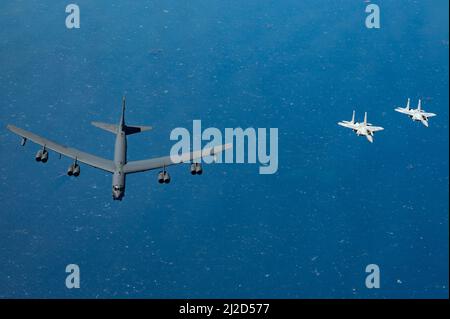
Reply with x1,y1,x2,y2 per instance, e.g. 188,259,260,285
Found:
67,163,80,176
195,163,202,175
191,163,202,175
158,171,170,184
73,164,80,177
35,150,43,162
163,172,171,184
67,164,74,176
157,171,165,184
35,149,48,162
190,163,197,175
40,150,49,163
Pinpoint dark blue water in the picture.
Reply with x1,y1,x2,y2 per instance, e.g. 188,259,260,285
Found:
0,1,448,298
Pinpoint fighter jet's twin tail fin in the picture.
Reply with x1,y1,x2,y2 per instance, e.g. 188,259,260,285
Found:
401,98,422,111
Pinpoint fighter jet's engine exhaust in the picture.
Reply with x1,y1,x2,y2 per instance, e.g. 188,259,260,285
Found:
35,149,49,163
67,163,80,177
190,163,203,175
158,171,171,184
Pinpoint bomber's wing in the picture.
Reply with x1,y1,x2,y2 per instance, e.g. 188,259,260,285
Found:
7,125,115,173
367,125,384,132
123,143,232,174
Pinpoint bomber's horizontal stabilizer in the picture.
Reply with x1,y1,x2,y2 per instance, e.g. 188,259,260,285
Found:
124,125,152,135
91,122,118,134
92,122,152,135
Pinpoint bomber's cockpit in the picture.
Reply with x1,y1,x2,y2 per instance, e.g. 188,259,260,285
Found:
112,185,125,200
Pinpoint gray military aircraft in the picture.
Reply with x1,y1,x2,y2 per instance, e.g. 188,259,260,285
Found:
7,97,231,200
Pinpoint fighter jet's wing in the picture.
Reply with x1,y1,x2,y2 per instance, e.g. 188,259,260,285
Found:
422,112,437,118
7,125,115,173
123,143,232,174
337,121,358,130
394,107,414,116
367,126,384,132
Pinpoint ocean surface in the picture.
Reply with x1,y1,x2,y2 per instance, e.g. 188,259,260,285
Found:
0,1,448,298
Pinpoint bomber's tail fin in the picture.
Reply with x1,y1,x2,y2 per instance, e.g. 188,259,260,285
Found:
120,96,126,128
93,96,152,135
122,96,126,116
406,98,410,110
364,112,368,125
351,110,355,123
417,99,422,111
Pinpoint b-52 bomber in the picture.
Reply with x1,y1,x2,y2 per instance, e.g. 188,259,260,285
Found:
7,97,231,201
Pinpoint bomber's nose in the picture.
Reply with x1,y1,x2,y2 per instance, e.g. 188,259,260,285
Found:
112,190,122,199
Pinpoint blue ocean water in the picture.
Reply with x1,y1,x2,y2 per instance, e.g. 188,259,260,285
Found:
0,1,448,298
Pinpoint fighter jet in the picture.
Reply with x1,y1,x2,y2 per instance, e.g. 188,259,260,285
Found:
394,98,437,127
338,111,384,143
6,97,231,201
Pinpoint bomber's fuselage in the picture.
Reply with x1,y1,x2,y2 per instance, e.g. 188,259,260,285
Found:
112,115,127,200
